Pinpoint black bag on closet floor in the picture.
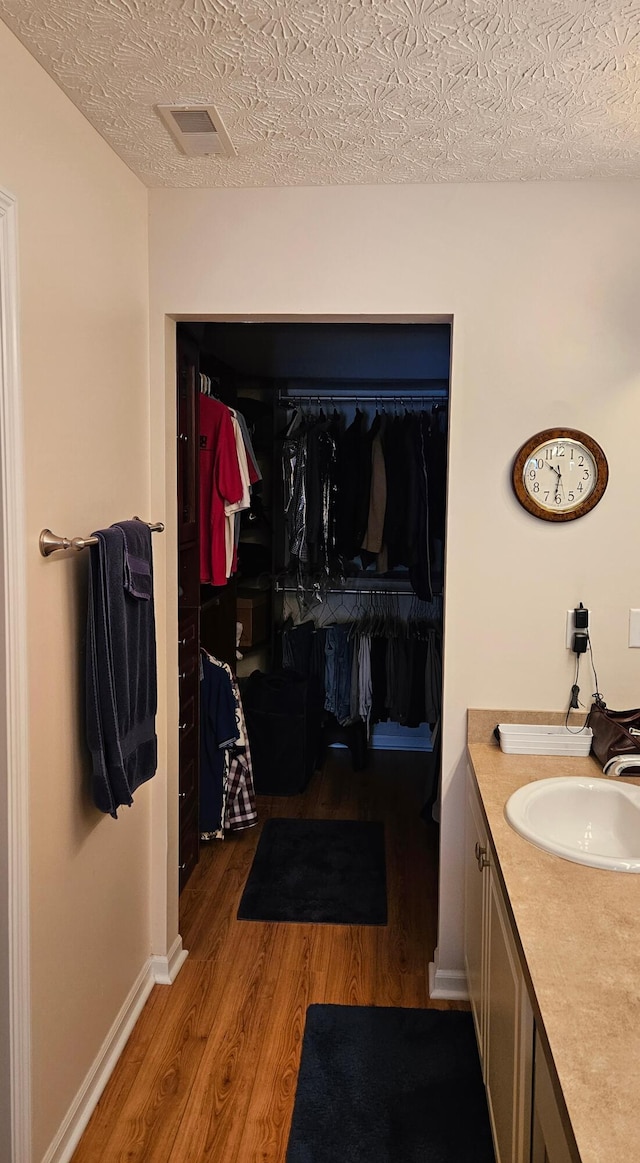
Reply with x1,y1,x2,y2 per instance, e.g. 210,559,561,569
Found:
241,669,324,795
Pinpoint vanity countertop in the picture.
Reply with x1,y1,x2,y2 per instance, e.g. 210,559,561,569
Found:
467,712,640,1163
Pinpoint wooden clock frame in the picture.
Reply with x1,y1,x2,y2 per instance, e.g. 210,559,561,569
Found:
512,428,608,522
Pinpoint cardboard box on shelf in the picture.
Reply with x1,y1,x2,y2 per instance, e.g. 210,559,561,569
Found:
237,592,268,649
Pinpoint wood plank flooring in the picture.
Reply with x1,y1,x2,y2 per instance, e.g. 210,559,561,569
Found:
73,749,467,1162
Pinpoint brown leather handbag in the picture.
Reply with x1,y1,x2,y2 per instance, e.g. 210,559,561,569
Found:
587,698,640,773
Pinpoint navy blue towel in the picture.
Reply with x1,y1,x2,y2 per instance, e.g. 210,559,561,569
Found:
85,524,157,817
113,519,153,600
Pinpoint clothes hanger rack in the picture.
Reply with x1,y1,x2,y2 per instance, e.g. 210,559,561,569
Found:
278,391,447,407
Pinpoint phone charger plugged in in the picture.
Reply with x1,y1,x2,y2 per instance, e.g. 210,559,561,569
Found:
566,609,591,649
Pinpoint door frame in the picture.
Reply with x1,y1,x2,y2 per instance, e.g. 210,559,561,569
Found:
0,186,32,1161
158,312,451,959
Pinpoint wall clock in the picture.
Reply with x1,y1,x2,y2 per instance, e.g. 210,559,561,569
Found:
512,428,608,522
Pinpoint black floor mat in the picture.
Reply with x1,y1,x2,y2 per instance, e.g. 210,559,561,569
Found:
237,818,387,925
286,1004,495,1163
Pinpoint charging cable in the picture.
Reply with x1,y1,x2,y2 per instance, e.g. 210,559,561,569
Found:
565,604,599,732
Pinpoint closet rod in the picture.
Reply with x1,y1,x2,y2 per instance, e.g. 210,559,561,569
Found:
39,517,165,557
278,392,447,405
279,376,448,387
276,583,442,598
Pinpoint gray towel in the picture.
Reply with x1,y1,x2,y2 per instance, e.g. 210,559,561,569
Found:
113,519,152,599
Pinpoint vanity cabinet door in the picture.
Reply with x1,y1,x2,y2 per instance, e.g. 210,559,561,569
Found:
465,765,534,1163
464,770,488,1063
531,1032,575,1163
485,863,534,1163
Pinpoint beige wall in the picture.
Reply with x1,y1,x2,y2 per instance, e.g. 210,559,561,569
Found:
0,21,152,1159
3,24,640,1147
149,180,640,984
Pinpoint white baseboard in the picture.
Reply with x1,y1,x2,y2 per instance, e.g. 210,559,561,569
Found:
150,935,189,985
428,960,469,1001
42,940,188,1163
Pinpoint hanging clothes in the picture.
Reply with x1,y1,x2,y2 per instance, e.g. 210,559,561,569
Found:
334,409,370,563
280,400,447,599
408,410,433,602
382,415,412,571
199,395,243,586
361,414,387,558
305,415,338,574
281,605,442,735
427,406,447,587
283,419,309,567
224,409,252,579
199,393,264,586
199,649,257,839
324,624,354,725
235,409,262,487
199,650,238,839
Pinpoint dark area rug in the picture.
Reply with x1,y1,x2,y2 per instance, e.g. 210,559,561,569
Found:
286,1005,495,1163
237,818,387,925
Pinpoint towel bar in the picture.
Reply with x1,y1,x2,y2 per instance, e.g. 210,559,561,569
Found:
39,518,165,557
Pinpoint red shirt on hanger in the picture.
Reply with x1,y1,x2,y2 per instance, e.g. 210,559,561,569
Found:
199,395,243,585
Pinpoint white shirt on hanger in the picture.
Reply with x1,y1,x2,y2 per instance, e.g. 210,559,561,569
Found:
224,409,252,578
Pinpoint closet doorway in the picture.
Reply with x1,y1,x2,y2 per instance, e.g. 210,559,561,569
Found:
176,319,450,881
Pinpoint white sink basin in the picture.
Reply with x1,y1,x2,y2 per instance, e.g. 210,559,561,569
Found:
505,776,640,872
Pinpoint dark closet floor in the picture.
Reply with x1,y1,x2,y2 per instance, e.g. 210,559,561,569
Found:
72,749,467,1163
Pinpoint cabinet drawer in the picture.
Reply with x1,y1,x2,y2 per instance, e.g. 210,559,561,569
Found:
179,609,199,660
179,802,199,892
179,663,198,712
178,687,197,749
179,648,199,689
179,543,200,608
179,752,197,803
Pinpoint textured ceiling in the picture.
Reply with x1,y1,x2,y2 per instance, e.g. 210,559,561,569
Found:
2,0,640,188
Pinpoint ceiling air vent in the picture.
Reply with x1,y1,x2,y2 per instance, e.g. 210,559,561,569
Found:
156,104,236,158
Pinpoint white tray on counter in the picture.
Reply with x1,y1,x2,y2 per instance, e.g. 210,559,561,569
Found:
498,723,593,757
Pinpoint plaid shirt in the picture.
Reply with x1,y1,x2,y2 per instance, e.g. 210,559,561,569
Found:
201,650,258,835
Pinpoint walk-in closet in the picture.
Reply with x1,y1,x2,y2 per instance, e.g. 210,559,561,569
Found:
177,320,451,883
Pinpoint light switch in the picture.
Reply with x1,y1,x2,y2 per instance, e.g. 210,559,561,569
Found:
629,610,640,648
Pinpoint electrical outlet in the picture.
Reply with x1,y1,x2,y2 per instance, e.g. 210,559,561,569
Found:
566,608,591,649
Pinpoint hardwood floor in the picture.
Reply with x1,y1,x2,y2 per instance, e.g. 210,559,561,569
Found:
72,749,467,1162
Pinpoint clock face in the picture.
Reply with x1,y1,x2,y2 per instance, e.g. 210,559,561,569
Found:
512,429,608,522
523,438,597,513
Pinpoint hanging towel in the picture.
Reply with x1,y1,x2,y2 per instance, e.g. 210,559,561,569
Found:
85,525,158,818
114,518,152,599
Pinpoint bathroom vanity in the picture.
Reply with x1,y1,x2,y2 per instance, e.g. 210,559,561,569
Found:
465,710,640,1163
